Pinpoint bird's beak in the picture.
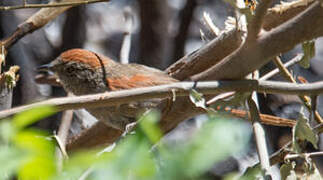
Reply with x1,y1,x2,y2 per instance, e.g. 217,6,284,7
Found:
37,64,54,72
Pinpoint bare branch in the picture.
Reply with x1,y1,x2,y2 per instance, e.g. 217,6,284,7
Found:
248,97,271,176
1,0,110,50
259,54,303,80
228,108,296,127
246,0,273,41
66,122,122,151
0,0,109,11
3,80,323,119
263,0,315,30
191,1,323,81
120,7,134,64
167,29,243,80
269,123,323,165
273,56,323,124
284,151,323,160
57,110,74,150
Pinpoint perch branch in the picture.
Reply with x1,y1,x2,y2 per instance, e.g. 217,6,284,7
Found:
0,0,109,11
3,80,323,119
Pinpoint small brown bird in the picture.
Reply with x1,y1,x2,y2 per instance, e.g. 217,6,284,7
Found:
37,49,178,130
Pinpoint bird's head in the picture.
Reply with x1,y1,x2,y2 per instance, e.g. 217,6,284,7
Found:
37,49,114,95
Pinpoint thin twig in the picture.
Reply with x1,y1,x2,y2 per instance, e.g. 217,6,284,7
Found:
273,56,297,83
259,54,303,80
263,0,315,30
57,110,74,154
0,0,109,11
273,56,323,124
284,151,323,160
268,123,323,165
120,7,133,64
228,108,296,127
191,1,323,81
202,12,220,36
56,92,74,171
246,0,273,41
248,96,271,177
207,54,304,105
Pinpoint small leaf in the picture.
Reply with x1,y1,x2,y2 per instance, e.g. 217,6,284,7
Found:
162,117,251,179
18,156,56,180
303,166,322,180
302,156,323,180
240,165,263,180
293,113,318,149
14,130,56,180
211,92,250,109
139,110,162,144
0,147,26,179
299,40,315,68
189,89,206,109
280,161,296,180
13,106,56,129
0,120,15,144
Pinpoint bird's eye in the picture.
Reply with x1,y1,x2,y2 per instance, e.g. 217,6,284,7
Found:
66,67,74,74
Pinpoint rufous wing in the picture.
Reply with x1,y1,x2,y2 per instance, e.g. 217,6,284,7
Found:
106,74,177,91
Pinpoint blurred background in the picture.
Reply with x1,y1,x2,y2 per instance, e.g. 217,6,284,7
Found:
1,0,323,178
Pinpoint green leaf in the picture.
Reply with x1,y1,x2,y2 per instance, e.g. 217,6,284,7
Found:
292,113,318,150
240,165,263,180
299,40,315,68
301,156,322,179
56,150,103,180
14,130,56,180
13,106,56,130
161,117,250,179
0,147,27,179
189,89,206,109
280,161,296,180
211,92,250,110
302,166,322,180
0,120,15,144
18,156,56,180
139,110,162,144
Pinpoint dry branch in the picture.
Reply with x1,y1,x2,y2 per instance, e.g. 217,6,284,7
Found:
166,29,243,80
273,56,323,124
0,0,109,11
248,97,271,176
1,0,320,150
263,0,315,30
191,1,323,81
3,80,323,119
0,0,110,50
268,123,323,166
166,0,314,81
246,0,273,41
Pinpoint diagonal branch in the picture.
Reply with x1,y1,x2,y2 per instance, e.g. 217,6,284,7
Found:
263,0,315,30
273,56,323,124
191,1,323,81
246,0,273,41
0,0,110,50
167,0,315,81
166,29,243,80
248,97,271,176
0,0,109,11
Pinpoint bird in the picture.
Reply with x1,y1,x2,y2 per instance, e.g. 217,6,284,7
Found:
37,48,178,130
